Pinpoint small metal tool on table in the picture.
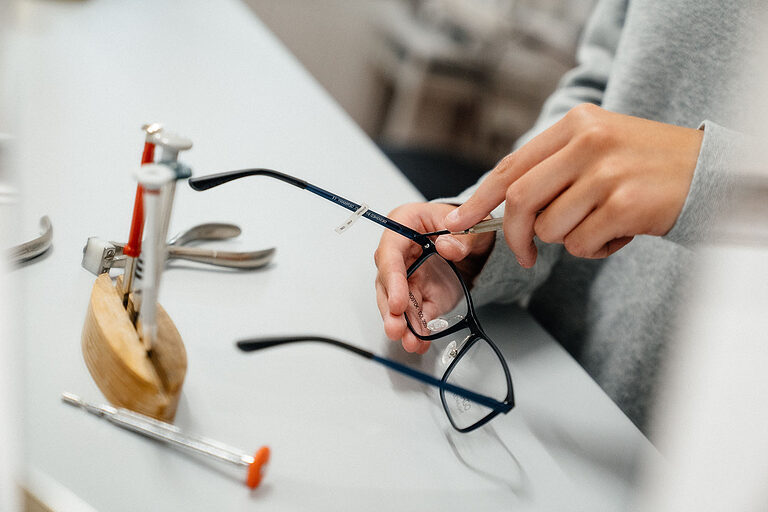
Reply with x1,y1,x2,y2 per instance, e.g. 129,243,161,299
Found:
8,215,53,266
81,223,275,276
62,392,270,489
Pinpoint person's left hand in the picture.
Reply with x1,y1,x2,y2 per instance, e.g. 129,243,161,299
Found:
444,104,704,267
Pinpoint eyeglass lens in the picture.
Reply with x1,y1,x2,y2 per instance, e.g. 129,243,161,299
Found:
405,253,468,337
443,336,509,430
406,253,510,429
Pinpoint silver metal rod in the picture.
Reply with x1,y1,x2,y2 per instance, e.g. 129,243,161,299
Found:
135,165,174,351
453,217,504,235
61,393,253,467
167,246,275,269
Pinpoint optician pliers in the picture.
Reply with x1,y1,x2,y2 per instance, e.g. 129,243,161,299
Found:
81,222,275,275
8,216,53,266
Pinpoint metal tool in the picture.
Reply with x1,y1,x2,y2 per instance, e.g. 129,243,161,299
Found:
136,164,174,351
81,223,276,275
168,222,241,246
8,216,53,265
62,393,270,489
423,217,504,237
151,130,193,281
122,123,164,306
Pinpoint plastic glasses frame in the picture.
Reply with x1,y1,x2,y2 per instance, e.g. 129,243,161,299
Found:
189,168,515,432
406,247,515,431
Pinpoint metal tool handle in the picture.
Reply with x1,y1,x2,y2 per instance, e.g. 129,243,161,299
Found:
9,216,53,264
467,217,504,234
168,246,275,269
109,409,252,466
168,223,241,246
62,393,251,466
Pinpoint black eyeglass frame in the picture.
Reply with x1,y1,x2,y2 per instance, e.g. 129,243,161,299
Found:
404,246,515,432
189,168,515,432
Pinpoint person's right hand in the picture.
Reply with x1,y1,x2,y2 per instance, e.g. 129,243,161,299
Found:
374,202,495,354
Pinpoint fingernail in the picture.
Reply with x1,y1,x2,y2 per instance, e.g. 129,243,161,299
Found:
445,208,460,226
438,235,465,254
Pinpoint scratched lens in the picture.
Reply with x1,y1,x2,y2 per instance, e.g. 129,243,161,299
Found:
405,254,467,338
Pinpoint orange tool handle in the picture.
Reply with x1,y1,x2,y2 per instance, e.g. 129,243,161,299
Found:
123,185,144,258
124,142,156,258
246,446,271,489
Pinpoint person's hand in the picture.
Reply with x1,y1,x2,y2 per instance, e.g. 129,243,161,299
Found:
444,104,704,267
374,202,494,354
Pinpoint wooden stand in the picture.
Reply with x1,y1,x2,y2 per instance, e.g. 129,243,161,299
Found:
81,274,187,421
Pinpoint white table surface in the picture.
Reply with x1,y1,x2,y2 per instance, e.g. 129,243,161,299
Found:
4,0,656,510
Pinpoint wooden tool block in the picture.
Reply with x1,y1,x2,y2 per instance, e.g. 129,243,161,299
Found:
81,274,187,421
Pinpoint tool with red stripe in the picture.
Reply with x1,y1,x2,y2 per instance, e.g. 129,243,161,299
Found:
122,123,163,307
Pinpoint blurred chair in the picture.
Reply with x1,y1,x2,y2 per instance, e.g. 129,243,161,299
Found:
370,0,594,197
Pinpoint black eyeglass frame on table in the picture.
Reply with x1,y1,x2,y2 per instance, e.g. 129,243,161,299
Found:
188,168,515,432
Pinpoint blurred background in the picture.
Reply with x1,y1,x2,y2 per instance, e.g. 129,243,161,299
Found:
244,0,595,199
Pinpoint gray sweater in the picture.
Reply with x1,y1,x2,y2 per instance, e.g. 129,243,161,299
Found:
450,0,760,432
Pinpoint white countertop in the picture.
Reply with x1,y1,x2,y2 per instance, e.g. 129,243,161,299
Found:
4,0,655,510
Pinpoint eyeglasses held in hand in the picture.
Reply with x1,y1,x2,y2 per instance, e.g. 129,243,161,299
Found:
189,169,515,432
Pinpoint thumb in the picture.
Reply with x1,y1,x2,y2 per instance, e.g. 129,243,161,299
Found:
435,231,494,262
444,192,503,232
434,234,470,261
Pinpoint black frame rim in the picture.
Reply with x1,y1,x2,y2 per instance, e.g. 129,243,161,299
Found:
404,246,477,342
404,247,515,431
440,334,515,432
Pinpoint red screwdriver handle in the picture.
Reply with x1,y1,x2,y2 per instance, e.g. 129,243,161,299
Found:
124,186,144,258
124,142,156,258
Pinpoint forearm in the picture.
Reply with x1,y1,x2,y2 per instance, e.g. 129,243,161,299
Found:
426,0,629,304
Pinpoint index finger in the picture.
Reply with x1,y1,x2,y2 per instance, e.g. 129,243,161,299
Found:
374,229,414,315
445,118,573,231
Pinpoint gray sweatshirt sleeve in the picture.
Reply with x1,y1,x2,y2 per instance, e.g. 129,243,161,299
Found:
436,0,629,308
514,0,628,147
664,120,750,245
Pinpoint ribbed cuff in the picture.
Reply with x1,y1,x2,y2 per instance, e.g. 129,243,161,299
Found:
664,120,742,245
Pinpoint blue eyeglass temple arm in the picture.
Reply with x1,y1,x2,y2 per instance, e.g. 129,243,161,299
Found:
188,169,427,243
236,336,512,414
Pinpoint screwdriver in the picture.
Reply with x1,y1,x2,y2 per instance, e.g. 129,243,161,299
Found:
122,123,163,307
422,217,504,237
62,393,270,489
135,164,174,351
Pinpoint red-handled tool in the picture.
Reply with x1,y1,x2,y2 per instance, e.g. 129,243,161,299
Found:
62,392,271,489
122,123,163,307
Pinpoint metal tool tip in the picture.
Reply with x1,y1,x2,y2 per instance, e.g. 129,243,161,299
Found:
61,392,83,407
142,122,163,135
